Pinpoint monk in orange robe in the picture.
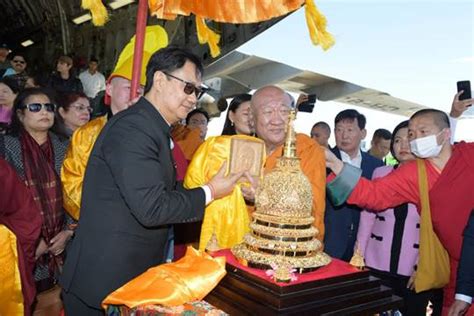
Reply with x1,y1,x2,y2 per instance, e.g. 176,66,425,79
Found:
245,86,326,241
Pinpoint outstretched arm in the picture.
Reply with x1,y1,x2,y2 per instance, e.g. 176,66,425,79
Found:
325,147,419,211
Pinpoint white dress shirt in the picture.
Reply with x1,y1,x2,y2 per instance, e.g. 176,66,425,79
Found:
340,149,362,168
79,70,106,98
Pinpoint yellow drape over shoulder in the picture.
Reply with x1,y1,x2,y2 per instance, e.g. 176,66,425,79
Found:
102,247,226,309
61,116,108,220
0,225,23,316
265,134,326,241
184,135,264,251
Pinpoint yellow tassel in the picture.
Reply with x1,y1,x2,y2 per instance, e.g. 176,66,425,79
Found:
81,0,109,26
195,16,221,58
304,0,335,51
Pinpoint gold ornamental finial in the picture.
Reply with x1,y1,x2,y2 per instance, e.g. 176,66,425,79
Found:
349,242,365,270
283,108,297,158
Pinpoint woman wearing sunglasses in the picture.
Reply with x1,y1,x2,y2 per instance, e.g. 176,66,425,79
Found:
55,92,92,139
1,87,74,313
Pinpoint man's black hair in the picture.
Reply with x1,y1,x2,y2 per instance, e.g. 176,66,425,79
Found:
186,108,209,125
372,128,392,141
144,46,203,94
334,109,366,130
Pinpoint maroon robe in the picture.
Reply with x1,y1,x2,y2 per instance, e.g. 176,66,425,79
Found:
0,158,42,315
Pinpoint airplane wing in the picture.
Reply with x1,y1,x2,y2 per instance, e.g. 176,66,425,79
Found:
203,51,425,117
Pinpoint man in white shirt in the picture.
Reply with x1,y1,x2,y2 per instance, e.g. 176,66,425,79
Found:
79,57,106,99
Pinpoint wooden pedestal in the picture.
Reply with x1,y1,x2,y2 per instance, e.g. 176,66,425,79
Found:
205,264,403,315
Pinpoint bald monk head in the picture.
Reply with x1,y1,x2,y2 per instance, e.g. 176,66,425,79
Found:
250,86,293,154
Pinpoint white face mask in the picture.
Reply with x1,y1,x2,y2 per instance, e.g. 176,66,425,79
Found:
410,130,445,158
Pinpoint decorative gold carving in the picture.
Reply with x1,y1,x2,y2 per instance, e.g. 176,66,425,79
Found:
255,158,313,218
243,234,321,252
249,223,317,239
252,213,315,226
233,243,331,271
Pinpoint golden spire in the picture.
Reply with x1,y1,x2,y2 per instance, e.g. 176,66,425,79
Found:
283,108,297,158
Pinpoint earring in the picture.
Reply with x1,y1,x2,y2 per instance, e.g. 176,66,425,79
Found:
230,121,234,127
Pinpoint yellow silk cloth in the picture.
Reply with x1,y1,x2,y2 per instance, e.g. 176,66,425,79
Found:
171,125,203,161
61,115,107,220
184,135,265,251
102,247,226,309
81,0,108,26
0,225,24,316
264,134,326,242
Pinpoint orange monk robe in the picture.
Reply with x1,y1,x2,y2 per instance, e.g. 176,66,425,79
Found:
171,124,203,161
264,133,326,241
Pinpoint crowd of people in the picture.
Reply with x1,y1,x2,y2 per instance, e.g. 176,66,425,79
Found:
0,41,473,316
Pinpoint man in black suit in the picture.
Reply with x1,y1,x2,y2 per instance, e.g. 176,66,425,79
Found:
449,210,474,316
60,47,245,315
323,109,383,261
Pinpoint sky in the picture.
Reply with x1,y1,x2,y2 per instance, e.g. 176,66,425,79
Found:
206,0,474,146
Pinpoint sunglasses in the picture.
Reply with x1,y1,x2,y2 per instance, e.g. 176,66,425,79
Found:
13,60,26,64
163,72,208,99
21,103,56,113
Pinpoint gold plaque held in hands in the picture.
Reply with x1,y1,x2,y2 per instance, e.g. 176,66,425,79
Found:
229,138,265,182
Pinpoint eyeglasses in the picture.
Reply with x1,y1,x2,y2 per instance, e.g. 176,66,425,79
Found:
70,104,93,113
21,103,56,113
12,60,26,64
163,72,208,99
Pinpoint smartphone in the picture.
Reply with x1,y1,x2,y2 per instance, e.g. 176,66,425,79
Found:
298,94,316,113
457,80,471,102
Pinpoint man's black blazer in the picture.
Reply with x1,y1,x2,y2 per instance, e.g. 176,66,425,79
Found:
60,97,205,308
456,210,474,298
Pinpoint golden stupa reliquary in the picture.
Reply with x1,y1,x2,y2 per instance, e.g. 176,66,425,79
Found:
232,108,331,281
